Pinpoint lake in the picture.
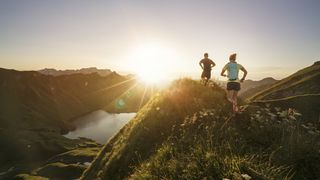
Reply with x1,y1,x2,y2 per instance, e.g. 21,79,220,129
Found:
64,110,136,144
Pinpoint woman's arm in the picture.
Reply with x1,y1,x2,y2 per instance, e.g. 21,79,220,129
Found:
240,67,248,82
221,69,227,77
221,64,227,77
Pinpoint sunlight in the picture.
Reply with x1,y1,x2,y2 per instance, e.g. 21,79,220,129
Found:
131,42,176,84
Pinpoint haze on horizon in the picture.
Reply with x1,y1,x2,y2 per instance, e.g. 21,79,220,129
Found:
0,0,319,80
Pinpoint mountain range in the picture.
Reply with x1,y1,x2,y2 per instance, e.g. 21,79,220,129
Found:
38,67,113,77
239,77,278,100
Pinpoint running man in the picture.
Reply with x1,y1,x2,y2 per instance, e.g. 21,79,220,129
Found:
220,53,247,113
199,53,216,86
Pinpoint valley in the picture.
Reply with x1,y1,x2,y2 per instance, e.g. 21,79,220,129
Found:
0,68,150,179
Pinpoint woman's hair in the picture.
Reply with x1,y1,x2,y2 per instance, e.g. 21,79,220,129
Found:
229,53,237,61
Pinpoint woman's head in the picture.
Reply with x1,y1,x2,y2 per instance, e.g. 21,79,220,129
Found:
229,53,237,62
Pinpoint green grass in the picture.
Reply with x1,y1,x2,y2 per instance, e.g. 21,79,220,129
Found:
33,162,86,180
16,173,48,180
130,105,319,179
46,146,101,165
62,147,100,157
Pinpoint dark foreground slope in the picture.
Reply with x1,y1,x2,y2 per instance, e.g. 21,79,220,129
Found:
81,79,320,180
249,62,320,124
0,68,149,178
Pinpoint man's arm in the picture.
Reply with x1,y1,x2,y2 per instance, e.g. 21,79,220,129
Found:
199,60,204,70
240,67,248,82
211,60,216,68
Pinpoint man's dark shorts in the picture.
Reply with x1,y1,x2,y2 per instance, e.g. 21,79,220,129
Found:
201,70,211,79
227,82,241,91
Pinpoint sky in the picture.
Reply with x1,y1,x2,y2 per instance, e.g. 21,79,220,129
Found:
0,0,319,80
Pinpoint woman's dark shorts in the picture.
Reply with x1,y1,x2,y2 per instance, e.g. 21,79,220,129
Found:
201,70,211,79
227,82,241,91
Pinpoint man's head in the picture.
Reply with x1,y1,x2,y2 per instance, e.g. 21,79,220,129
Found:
204,53,209,58
229,53,237,62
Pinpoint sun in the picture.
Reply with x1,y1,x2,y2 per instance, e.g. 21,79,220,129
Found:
136,66,164,83
132,42,175,84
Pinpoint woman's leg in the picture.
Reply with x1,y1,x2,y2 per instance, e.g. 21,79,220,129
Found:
227,90,233,103
232,91,239,112
233,91,238,105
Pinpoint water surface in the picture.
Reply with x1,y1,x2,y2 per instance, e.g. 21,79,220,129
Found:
64,110,136,144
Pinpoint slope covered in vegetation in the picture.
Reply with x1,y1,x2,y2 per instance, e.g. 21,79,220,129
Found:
82,79,320,179
249,62,320,124
250,62,320,101
0,68,149,178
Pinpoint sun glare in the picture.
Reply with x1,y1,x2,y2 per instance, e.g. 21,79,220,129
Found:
132,43,176,84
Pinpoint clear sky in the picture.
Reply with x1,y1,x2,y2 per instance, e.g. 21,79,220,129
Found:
0,0,319,80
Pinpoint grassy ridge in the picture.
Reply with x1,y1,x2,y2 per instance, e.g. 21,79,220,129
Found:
81,79,227,179
131,105,320,179
82,79,320,179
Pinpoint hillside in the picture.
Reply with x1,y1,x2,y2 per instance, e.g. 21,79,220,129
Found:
249,62,320,124
0,68,145,131
81,79,320,179
0,68,150,178
250,62,320,100
239,77,278,100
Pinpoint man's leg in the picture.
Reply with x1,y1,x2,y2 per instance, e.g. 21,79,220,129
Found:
204,77,208,86
201,71,206,85
201,78,206,86
206,71,211,86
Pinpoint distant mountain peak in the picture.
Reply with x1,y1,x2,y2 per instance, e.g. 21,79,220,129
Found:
38,67,113,77
261,77,277,81
313,61,320,66
239,77,278,99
